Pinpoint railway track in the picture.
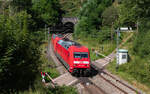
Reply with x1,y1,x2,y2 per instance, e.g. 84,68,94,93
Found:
78,77,107,94
48,37,106,93
98,74,129,94
102,70,139,94
48,33,142,94
48,41,78,86
93,65,141,94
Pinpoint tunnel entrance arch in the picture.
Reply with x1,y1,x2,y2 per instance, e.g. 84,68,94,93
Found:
62,17,78,33
63,22,74,33
49,17,78,34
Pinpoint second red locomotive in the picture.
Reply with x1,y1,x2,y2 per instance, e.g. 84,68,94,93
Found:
51,34,91,75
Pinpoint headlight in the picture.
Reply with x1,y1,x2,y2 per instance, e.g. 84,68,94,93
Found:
74,61,80,64
83,61,89,64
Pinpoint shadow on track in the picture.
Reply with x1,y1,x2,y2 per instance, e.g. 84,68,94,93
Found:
73,66,99,78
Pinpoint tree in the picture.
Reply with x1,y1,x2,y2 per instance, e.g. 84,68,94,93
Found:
31,0,63,28
74,0,112,42
119,0,150,26
0,12,41,93
133,18,150,58
11,0,32,12
10,0,63,30
102,6,118,26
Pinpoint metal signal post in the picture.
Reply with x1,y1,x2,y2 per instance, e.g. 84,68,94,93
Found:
116,28,120,71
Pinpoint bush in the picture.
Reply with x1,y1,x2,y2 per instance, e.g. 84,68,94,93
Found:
0,12,42,93
133,19,150,58
89,49,104,61
47,86,77,94
102,6,118,26
119,57,150,86
74,0,113,44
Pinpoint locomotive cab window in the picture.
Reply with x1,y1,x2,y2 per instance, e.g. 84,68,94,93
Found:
74,52,88,58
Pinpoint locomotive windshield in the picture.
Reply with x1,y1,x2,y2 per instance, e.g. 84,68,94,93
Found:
74,52,88,58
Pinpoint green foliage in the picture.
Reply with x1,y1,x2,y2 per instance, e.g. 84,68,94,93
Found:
74,0,112,43
74,17,91,38
0,12,42,93
0,0,75,94
102,6,118,26
119,57,150,86
89,49,104,61
32,0,62,27
119,0,150,26
0,11,31,33
97,27,113,43
11,0,32,12
107,18,150,89
9,0,63,30
40,43,60,80
19,78,77,94
46,86,77,94
76,0,150,91
116,0,150,88
133,19,150,58
60,0,86,17
107,57,150,87
45,68,59,79
122,0,150,18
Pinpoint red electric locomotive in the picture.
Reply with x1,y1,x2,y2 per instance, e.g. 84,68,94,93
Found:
51,34,91,75
51,34,63,52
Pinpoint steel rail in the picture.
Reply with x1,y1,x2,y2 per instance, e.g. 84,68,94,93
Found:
78,77,107,94
102,70,140,94
98,74,128,94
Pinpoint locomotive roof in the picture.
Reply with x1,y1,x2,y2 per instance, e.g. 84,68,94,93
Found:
71,46,89,52
53,34,63,39
57,38,82,49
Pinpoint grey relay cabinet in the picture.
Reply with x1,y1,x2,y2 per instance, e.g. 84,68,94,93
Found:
118,49,128,65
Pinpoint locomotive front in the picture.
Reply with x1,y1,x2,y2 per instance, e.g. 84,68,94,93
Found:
70,46,91,75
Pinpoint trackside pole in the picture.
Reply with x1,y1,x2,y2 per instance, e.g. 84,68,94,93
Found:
45,73,56,88
116,28,120,71
48,27,50,45
41,72,56,88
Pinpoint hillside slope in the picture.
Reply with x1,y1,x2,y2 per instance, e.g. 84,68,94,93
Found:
60,0,87,17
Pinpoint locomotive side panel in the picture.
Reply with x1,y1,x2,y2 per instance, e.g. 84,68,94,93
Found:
51,34,91,74
56,41,71,70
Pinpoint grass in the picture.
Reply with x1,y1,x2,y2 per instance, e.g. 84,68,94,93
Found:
89,49,104,61
107,60,136,83
40,43,60,79
106,59,150,94
20,85,77,94
74,32,134,61
76,38,116,59
106,32,150,94
74,32,150,93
